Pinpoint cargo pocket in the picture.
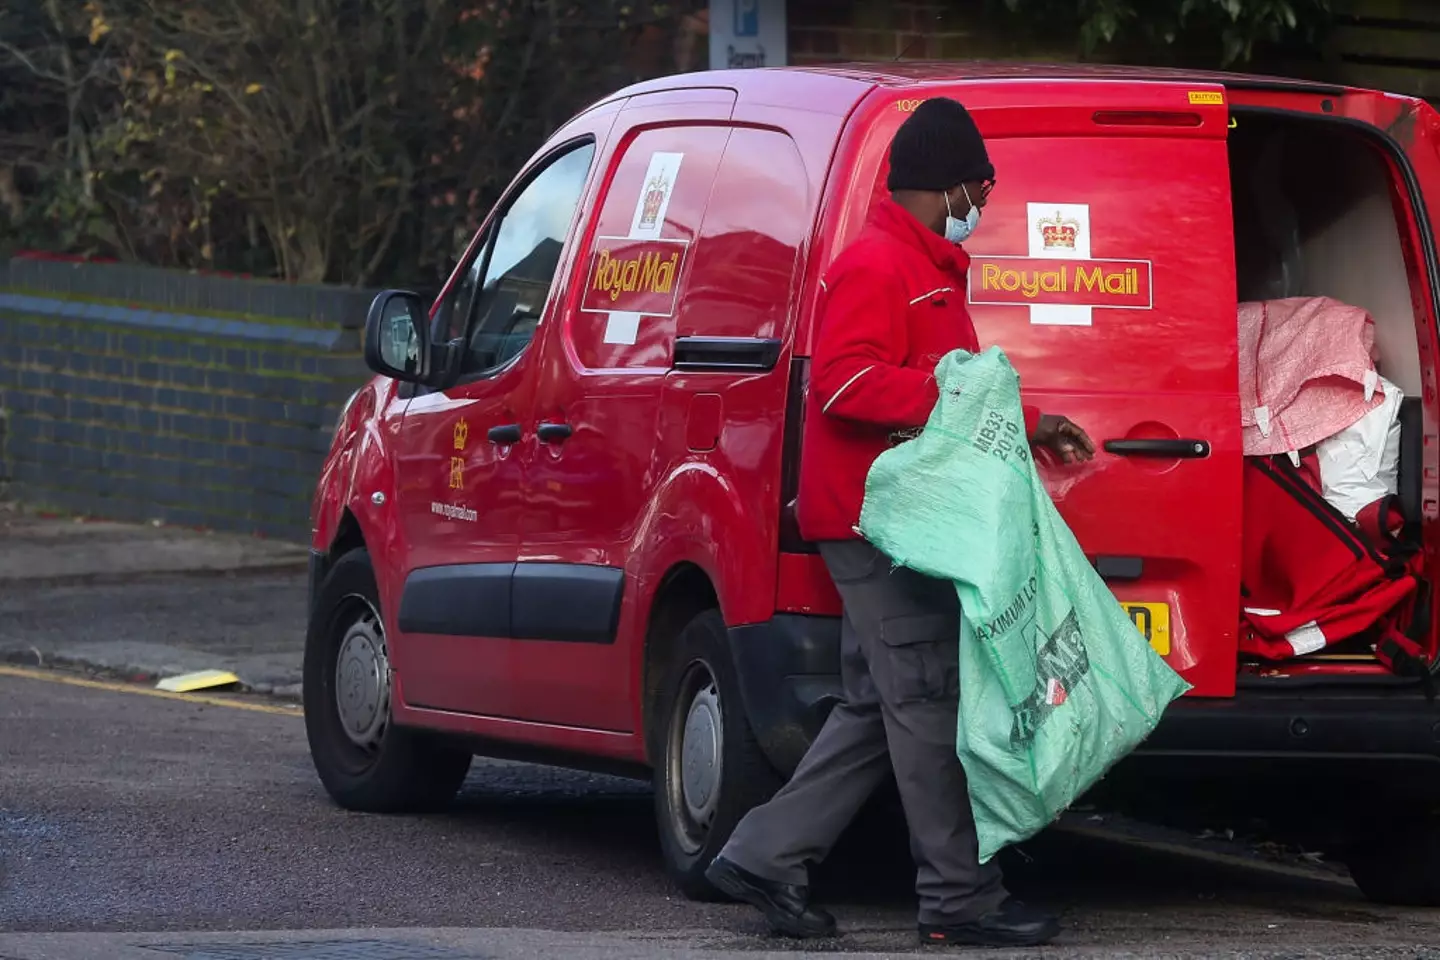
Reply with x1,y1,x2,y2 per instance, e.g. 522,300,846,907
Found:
878,612,960,704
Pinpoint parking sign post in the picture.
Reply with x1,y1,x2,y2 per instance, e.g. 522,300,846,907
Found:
709,0,787,70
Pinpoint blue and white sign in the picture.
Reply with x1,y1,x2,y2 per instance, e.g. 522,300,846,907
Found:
709,0,787,70
734,0,758,37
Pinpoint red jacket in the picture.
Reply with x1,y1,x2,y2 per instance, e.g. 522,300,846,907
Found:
796,199,1041,543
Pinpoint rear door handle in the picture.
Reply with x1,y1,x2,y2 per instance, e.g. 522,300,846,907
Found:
488,424,522,445
537,422,572,444
1104,439,1210,458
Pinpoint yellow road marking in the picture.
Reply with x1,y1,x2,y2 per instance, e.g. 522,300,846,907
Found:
0,664,302,716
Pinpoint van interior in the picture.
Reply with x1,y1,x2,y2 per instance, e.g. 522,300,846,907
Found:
1228,110,1430,674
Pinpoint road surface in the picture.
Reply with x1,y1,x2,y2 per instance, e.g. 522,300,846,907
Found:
2,668,1439,958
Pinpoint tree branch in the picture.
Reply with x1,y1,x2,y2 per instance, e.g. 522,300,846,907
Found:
0,39,67,84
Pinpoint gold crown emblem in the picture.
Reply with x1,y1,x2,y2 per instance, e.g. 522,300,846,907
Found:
640,174,668,224
1037,210,1080,249
453,419,469,450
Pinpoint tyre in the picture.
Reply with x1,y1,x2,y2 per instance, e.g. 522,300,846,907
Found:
1347,815,1440,906
304,548,472,812
653,608,781,901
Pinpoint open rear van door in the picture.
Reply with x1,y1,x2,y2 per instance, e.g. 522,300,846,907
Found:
1224,82,1440,667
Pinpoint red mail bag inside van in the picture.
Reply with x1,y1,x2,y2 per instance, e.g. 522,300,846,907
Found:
1240,456,1424,667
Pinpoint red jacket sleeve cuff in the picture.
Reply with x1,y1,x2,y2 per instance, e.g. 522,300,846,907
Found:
1023,405,1042,438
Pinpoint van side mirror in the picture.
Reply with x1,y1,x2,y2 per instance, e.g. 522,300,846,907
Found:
363,290,433,384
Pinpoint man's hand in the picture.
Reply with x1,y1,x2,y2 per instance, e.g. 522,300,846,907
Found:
1031,414,1096,464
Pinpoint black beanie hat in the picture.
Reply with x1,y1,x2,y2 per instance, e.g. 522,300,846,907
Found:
886,97,994,193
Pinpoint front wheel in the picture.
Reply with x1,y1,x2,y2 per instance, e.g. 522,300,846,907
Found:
304,548,472,812
653,609,781,900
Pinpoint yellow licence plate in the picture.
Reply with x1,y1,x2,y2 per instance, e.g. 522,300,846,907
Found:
1124,603,1171,656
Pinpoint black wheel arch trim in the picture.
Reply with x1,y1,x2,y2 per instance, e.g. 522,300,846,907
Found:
726,614,843,776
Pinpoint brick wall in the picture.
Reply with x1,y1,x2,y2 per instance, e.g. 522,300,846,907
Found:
787,0,1069,65
1322,0,1440,103
0,258,375,541
787,0,1440,105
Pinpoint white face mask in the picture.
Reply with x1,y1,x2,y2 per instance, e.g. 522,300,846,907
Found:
944,184,981,245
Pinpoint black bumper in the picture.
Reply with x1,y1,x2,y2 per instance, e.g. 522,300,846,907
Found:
729,614,1440,790
1124,689,1440,794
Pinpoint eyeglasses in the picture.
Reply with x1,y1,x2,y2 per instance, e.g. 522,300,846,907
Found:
960,180,995,207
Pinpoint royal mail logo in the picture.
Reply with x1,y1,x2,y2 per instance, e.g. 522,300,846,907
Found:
639,174,669,233
968,256,1153,310
629,152,683,241
581,237,689,318
1037,210,1080,251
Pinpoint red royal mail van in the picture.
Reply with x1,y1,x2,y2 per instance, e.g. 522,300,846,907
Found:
305,62,1440,905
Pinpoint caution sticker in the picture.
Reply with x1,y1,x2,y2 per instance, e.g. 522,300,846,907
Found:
1188,90,1225,105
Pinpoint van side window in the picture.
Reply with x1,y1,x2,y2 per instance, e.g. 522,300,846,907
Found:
443,142,596,378
434,233,489,346
564,125,732,370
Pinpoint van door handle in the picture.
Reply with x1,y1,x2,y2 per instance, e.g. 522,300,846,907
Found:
487,424,522,445
1104,439,1210,458
536,422,572,444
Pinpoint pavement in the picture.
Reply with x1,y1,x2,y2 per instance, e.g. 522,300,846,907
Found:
5,668,1440,959
0,509,308,693
0,510,310,584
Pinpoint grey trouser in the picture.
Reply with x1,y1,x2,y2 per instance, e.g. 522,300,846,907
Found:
719,539,1007,925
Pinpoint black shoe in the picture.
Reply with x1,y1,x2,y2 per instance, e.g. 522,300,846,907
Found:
705,855,838,939
919,899,1061,948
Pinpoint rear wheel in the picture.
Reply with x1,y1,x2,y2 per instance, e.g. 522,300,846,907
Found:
304,548,472,812
1347,814,1440,905
653,609,781,900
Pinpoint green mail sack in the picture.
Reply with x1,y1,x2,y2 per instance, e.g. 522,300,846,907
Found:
858,347,1191,862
